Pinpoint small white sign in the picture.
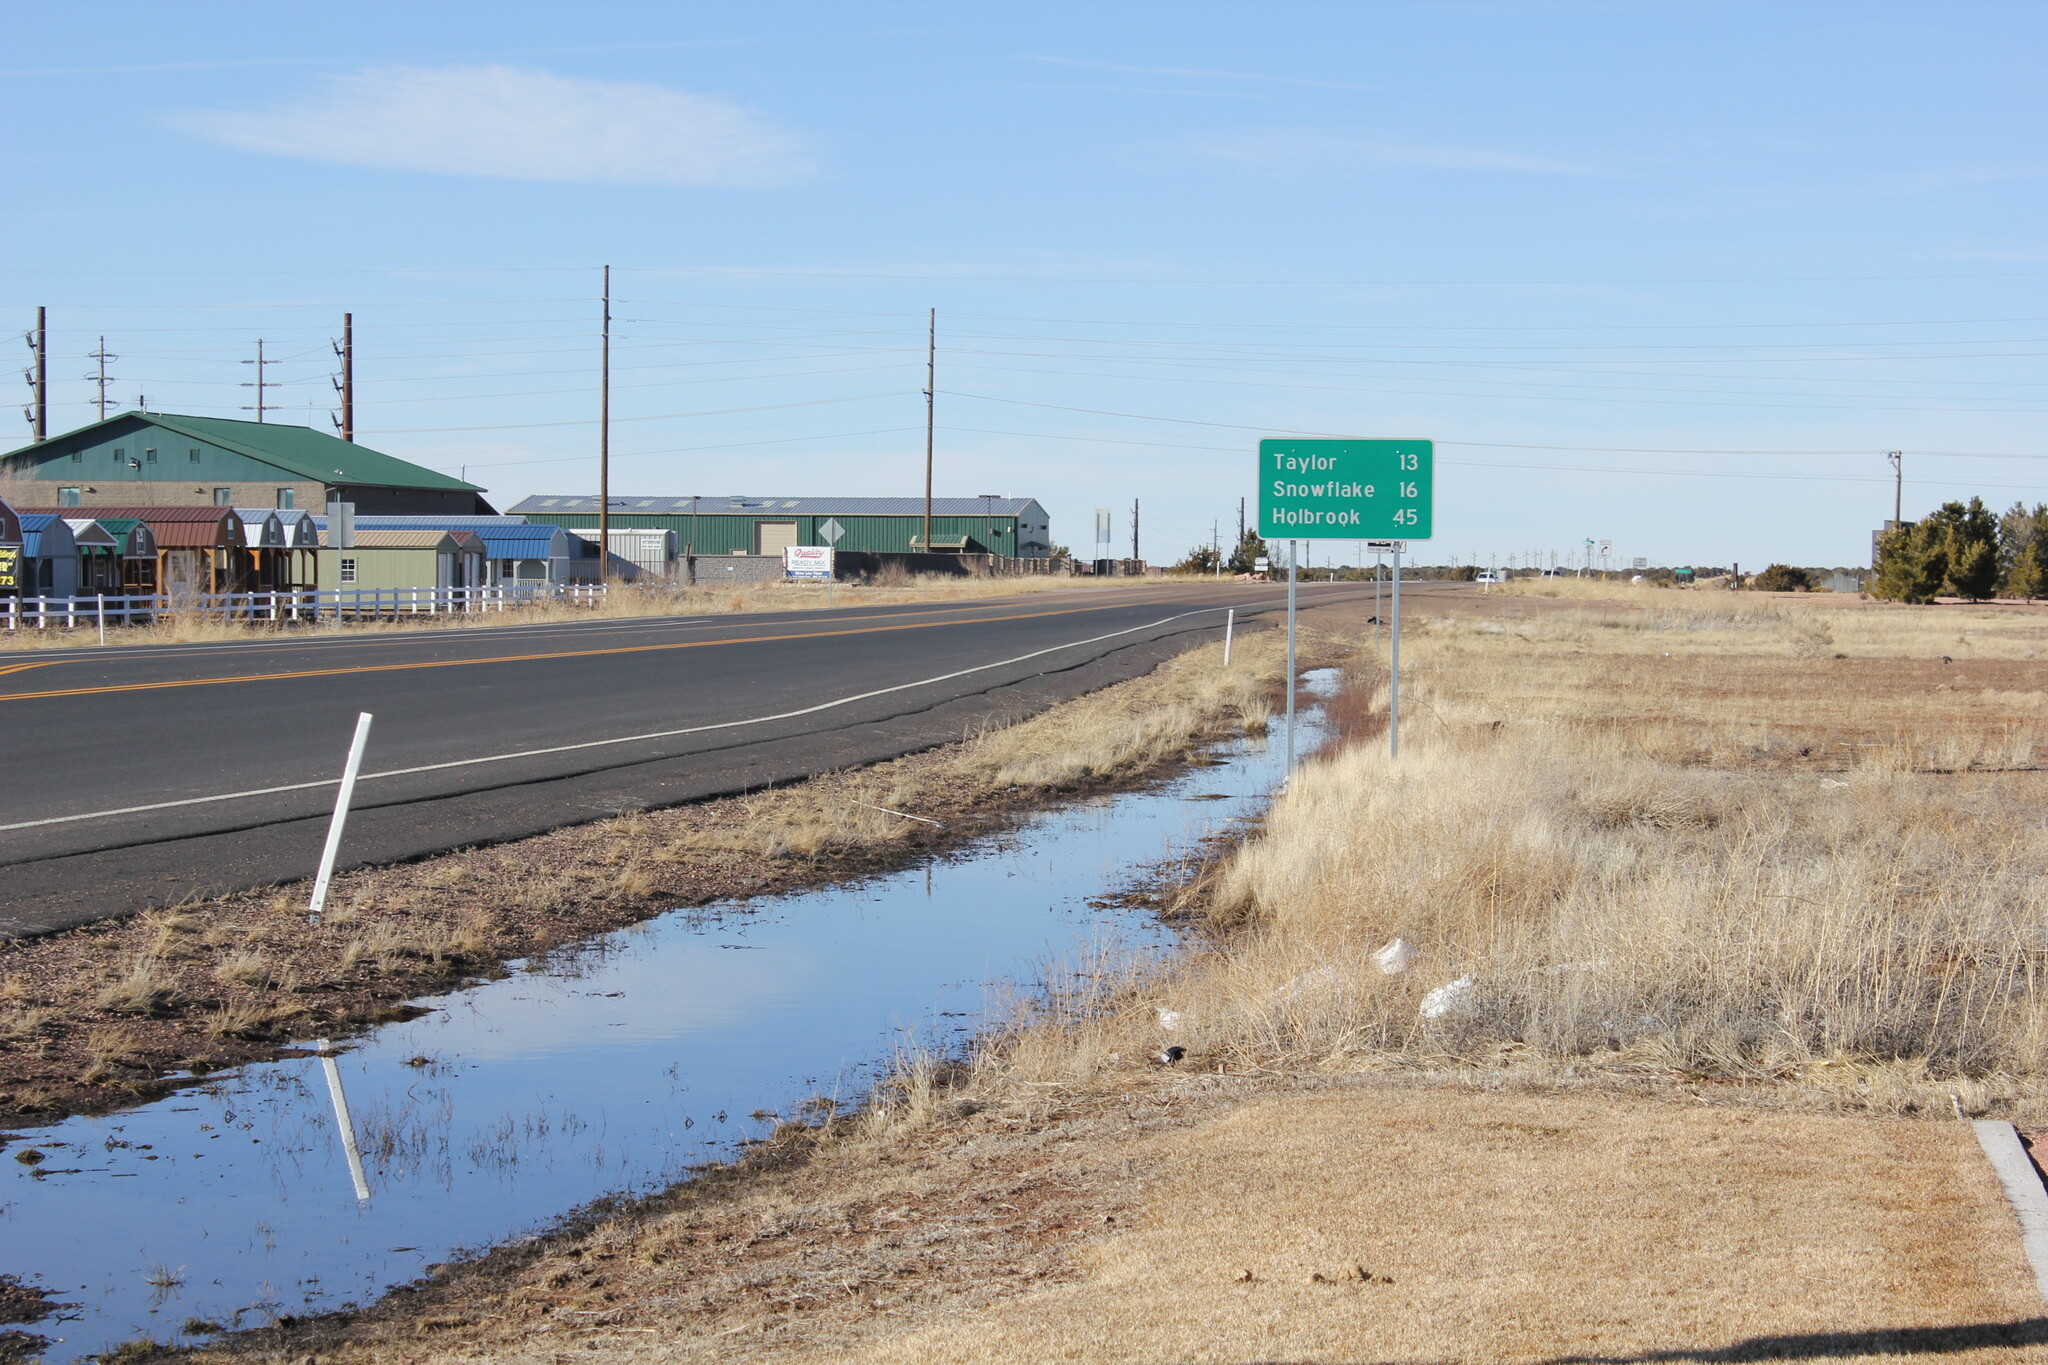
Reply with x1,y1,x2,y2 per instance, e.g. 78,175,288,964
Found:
785,545,834,581
1364,540,1405,553
1254,556,1270,573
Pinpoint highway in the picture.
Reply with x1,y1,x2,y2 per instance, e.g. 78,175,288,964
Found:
0,579,1445,936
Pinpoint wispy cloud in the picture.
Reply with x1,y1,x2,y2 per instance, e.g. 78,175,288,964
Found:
167,64,810,188
1022,56,1375,92
1185,127,1597,176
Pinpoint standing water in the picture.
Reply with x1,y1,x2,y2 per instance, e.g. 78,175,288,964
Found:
3,676,1334,1360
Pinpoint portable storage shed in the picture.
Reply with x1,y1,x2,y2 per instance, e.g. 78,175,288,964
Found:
90,518,159,593
236,508,319,592
62,518,123,592
24,505,251,597
19,514,81,597
0,498,21,597
317,529,487,594
566,527,677,581
320,515,579,586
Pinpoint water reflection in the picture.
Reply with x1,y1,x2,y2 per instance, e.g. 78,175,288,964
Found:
4,678,1331,1360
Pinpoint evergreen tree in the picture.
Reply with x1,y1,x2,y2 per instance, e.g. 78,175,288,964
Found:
1753,563,1813,592
1225,530,1269,575
1927,497,2000,600
2009,538,2048,602
1872,521,1948,603
1997,501,2048,596
1173,544,1221,575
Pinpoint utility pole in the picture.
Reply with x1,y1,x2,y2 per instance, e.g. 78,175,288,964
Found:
24,306,47,442
599,265,611,577
331,313,354,441
1131,498,1139,561
923,307,935,553
1887,450,1902,524
240,339,275,422
85,336,117,421
1237,496,1245,546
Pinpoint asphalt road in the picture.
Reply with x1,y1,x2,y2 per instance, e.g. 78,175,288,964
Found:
0,579,1458,936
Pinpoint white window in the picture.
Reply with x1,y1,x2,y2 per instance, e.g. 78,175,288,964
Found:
339,557,358,584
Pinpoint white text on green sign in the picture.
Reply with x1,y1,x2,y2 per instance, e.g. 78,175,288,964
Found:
1257,439,1433,540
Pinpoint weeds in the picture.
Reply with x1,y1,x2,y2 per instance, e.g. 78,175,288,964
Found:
92,958,178,1017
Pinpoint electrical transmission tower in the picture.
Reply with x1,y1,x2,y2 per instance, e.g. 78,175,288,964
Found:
240,339,277,422
85,337,118,419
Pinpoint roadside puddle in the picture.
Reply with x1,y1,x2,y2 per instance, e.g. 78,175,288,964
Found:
3,673,1335,1360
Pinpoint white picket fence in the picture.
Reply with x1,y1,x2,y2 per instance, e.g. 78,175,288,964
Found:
1,583,611,631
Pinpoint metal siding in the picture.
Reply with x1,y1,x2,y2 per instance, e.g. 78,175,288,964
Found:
523,510,1018,555
317,546,449,592
25,428,277,485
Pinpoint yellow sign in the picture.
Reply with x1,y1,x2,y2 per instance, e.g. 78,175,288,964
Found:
0,546,18,594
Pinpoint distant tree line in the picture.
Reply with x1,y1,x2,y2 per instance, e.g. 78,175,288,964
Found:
1873,498,2048,603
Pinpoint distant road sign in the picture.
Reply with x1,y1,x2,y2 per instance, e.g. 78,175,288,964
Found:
1364,540,1405,554
1258,439,1432,540
818,517,845,546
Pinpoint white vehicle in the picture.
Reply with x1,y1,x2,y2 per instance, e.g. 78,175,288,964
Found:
1474,570,1505,584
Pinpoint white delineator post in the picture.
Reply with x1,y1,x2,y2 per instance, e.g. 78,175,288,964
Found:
96,594,106,646
308,713,374,923
1390,544,1402,760
1285,540,1298,770
1222,607,1235,667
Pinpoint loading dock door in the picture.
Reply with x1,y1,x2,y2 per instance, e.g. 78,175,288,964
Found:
754,520,798,556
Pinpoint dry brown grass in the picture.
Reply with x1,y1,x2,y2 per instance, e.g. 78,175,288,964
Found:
90,956,178,1017
990,590,2048,1118
0,574,1133,652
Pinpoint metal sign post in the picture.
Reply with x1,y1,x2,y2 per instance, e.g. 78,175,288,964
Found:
1258,442,1435,768
1365,539,1407,759
1285,540,1298,770
1391,543,1402,759
818,518,844,606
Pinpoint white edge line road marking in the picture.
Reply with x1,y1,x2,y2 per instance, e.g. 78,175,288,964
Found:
0,601,1255,835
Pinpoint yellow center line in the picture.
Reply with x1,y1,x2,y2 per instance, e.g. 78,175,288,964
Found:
0,589,1181,670
0,660,60,678
0,597,1183,704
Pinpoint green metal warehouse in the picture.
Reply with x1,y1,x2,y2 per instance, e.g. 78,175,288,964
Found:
509,495,1052,558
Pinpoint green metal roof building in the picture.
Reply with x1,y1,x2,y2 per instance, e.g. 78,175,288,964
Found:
510,495,1051,557
0,411,493,516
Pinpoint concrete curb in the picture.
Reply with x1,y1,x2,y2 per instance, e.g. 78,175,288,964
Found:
1972,1119,2048,1304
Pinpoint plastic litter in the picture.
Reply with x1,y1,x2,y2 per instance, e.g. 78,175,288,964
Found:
1419,976,1475,1020
1156,1007,1184,1032
1373,937,1417,975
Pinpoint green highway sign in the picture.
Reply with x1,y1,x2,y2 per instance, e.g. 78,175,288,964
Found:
1257,438,1433,540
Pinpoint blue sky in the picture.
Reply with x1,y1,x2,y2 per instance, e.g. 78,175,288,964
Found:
4,1,2046,567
